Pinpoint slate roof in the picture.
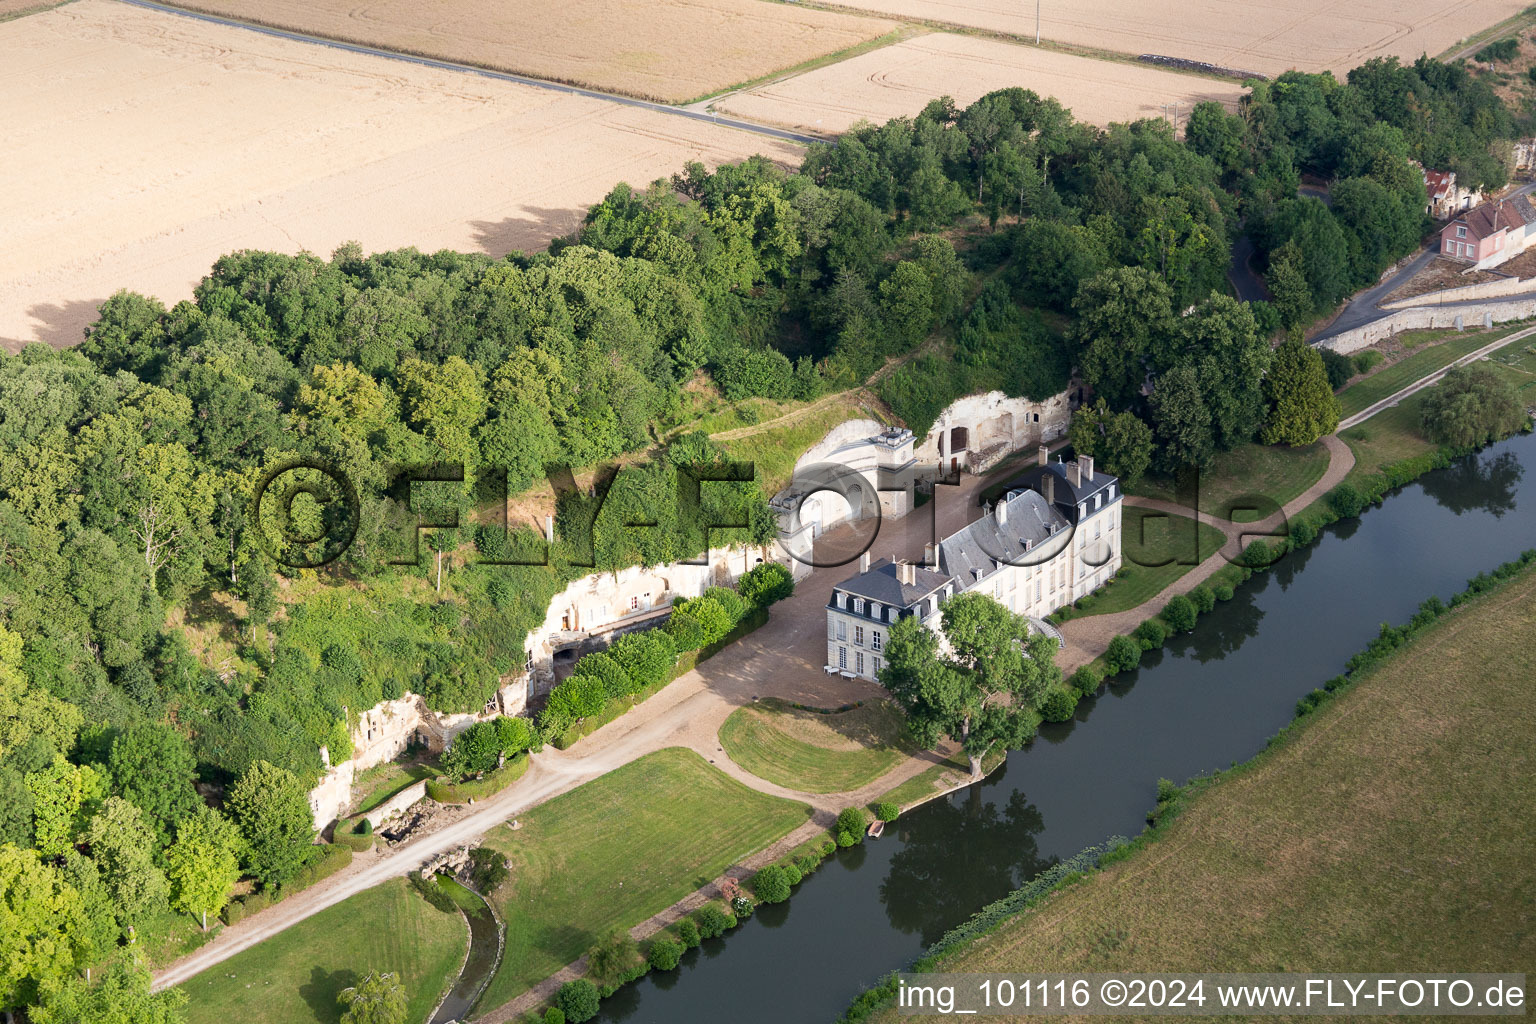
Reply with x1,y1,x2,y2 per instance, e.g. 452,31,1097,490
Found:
1004,461,1116,513
937,488,1070,585
832,558,949,607
1451,195,1536,240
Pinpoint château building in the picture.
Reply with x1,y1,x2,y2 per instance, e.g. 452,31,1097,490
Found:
825,449,1121,680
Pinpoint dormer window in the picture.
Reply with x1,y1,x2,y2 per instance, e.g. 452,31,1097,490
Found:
1457,225,1467,238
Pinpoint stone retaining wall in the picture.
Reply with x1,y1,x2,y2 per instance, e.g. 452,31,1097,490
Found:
1381,275,1536,310
363,779,430,830
1318,299,1536,354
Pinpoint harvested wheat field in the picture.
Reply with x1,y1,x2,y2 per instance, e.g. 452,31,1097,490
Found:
0,0,802,348
814,0,1529,78
717,33,1246,135
170,0,898,103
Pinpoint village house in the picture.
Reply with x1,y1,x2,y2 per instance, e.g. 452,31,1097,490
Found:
1422,168,1480,220
825,449,1120,681
1439,195,1536,270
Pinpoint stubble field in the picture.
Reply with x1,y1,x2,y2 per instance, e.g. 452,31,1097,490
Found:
716,33,1245,135
0,0,802,348
166,0,898,102
806,0,1531,77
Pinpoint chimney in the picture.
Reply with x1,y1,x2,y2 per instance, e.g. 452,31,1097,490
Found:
1081,455,1094,481
860,550,871,574
1037,444,1049,467
902,562,915,586
1044,472,1055,505
997,497,1008,526
1070,461,1082,488
923,542,936,566
544,514,555,543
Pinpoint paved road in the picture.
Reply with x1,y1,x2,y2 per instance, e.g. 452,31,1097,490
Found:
1227,233,1269,303
115,0,824,147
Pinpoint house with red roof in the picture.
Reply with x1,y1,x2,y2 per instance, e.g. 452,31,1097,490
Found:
1423,168,1480,220
1439,194,1536,269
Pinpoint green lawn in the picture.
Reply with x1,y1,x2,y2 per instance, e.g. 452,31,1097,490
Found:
861,564,1536,1023
717,393,881,496
718,699,915,794
475,748,812,1010
873,748,1005,812
1341,330,1536,487
1059,506,1226,620
1338,325,1527,418
180,880,467,1024
352,758,439,814
1129,442,1330,521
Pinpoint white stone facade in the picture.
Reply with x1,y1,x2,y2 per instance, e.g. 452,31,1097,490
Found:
915,390,1072,475
519,544,779,695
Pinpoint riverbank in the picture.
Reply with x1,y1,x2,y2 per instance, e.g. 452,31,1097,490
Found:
841,549,1536,1022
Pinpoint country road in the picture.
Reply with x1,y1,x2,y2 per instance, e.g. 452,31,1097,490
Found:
116,0,824,147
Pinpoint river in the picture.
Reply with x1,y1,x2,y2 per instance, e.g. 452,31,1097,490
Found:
591,432,1536,1024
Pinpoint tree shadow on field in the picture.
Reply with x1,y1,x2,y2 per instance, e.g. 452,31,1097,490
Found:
472,208,587,258
298,965,358,1023
25,296,104,349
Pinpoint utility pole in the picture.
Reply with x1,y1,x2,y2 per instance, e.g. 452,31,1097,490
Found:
1035,0,1041,44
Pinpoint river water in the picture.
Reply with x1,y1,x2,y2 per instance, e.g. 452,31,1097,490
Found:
592,432,1536,1024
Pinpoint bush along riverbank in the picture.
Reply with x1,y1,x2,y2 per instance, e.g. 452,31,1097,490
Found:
835,547,1536,1023
522,812,873,1023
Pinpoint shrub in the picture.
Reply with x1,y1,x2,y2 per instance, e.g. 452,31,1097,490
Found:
468,846,509,893
646,936,683,971
1475,36,1519,61
1039,686,1078,722
695,904,731,939
556,980,600,1023
356,818,373,835
607,630,674,691
572,651,633,701
409,873,459,913
873,801,901,822
1161,594,1197,633
680,597,733,644
1352,350,1383,375
1104,635,1141,674
703,586,749,624
1155,777,1180,803
664,610,706,652
752,864,792,904
1132,618,1169,650
585,930,640,986
1069,664,1103,694
1328,481,1367,518
674,917,700,949
1213,584,1235,602
1240,540,1279,569
289,843,351,893
782,862,803,886
1320,348,1355,390
738,562,794,606
730,894,754,919
835,807,867,846
544,1009,566,1024
333,831,374,853
1188,584,1215,614
1295,688,1329,716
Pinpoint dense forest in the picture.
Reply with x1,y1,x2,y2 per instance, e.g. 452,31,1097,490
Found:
0,52,1521,1020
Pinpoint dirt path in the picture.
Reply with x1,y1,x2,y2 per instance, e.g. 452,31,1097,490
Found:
1056,434,1355,671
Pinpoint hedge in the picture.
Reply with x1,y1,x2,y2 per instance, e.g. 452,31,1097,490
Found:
332,831,375,853
550,606,769,750
426,753,530,804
